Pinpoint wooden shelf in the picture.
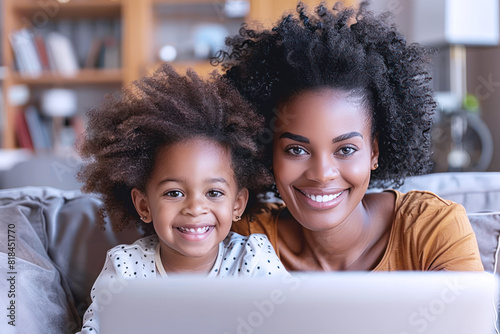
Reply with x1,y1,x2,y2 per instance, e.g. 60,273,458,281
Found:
152,0,216,4
11,0,121,18
2,0,358,150
10,69,123,85
171,60,220,76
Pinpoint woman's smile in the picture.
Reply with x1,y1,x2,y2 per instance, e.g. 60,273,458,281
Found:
294,186,347,210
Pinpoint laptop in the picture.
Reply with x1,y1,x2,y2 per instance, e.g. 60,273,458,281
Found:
100,271,498,334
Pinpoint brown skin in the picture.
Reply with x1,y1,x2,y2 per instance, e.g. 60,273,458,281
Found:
132,138,249,274
272,88,396,271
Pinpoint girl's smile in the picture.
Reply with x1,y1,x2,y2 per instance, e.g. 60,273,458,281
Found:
175,225,215,241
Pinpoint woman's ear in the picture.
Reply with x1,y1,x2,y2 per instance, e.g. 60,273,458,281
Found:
233,188,249,221
131,188,151,223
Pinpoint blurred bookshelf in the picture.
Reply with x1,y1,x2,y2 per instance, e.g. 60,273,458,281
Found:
1,0,356,151
1,0,128,152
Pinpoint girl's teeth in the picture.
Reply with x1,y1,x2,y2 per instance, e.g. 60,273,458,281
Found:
178,226,210,233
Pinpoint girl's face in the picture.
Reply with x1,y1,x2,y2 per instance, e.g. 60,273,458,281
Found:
132,138,248,260
272,88,379,231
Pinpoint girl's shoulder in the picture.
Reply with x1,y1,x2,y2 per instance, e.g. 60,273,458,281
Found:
107,235,159,257
104,236,159,278
217,232,287,277
222,232,275,254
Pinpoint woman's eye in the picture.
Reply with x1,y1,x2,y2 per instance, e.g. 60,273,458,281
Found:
207,190,224,198
285,146,308,156
338,146,357,156
165,190,183,198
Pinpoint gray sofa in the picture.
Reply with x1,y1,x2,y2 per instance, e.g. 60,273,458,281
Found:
0,172,499,333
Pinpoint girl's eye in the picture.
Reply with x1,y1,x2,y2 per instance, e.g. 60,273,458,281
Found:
338,146,357,156
165,190,183,198
207,190,224,198
285,146,308,156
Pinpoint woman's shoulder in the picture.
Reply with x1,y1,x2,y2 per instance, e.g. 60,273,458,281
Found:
231,201,284,239
386,189,469,233
377,190,483,271
389,189,465,215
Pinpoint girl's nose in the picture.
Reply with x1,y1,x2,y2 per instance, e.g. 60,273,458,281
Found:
181,194,209,217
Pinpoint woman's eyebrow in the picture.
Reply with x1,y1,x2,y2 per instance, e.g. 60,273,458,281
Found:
279,132,310,143
332,131,363,143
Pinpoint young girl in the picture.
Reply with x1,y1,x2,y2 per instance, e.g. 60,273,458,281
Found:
76,63,289,333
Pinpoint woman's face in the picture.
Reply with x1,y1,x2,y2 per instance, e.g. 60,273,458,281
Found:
272,88,379,231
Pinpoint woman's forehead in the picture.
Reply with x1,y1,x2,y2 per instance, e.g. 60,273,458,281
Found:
278,88,371,119
273,89,373,138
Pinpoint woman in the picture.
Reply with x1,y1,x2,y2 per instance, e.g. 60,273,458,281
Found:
217,2,483,271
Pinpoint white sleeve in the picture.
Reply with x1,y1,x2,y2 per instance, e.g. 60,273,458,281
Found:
77,247,144,333
77,237,157,333
77,251,116,334
243,234,292,278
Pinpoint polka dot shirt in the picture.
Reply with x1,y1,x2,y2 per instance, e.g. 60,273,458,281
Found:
77,232,290,333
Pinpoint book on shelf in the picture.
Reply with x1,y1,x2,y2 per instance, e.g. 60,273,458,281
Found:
9,29,43,76
13,105,87,152
9,18,122,76
102,36,120,69
15,109,34,150
74,19,95,68
84,38,103,69
14,106,53,152
24,106,52,151
33,33,51,71
46,31,80,76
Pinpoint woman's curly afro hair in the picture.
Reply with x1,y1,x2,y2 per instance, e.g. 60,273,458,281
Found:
214,1,436,189
78,63,272,231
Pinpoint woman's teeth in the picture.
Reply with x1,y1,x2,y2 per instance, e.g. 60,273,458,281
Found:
305,191,343,203
177,226,210,233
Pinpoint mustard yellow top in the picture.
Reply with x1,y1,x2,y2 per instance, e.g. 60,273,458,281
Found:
232,190,484,272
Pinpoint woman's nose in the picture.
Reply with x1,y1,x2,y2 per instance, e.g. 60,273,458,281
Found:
305,153,339,184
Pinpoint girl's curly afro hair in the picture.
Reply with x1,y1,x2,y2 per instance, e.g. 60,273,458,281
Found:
214,1,436,189
78,63,272,231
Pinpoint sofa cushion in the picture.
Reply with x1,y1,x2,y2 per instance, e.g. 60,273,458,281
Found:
0,187,141,332
467,212,500,275
0,192,78,333
397,172,500,213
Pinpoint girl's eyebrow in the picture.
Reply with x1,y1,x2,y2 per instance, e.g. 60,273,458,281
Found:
158,178,229,186
158,178,182,186
207,178,229,186
332,131,363,143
